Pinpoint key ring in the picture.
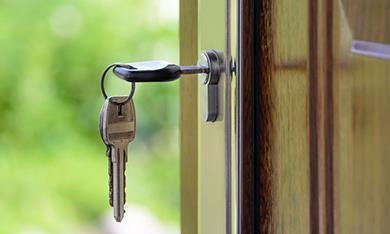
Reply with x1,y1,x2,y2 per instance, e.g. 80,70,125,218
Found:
100,63,136,105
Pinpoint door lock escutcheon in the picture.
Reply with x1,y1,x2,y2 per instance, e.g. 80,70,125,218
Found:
112,49,225,122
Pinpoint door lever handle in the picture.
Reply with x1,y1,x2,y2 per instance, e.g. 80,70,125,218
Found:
112,49,223,83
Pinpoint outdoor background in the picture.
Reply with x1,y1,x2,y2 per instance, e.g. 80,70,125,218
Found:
0,0,180,233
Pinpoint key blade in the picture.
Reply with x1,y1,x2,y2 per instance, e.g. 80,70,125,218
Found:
111,146,126,222
180,65,209,75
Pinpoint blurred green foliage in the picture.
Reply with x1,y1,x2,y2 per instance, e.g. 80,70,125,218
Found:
0,0,179,233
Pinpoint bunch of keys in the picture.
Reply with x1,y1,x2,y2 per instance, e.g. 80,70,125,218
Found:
97,57,214,222
99,64,136,222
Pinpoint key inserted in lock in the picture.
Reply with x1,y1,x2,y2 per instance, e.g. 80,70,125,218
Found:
112,49,225,122
198,50,224,122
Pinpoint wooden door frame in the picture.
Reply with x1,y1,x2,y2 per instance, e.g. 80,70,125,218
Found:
180,0,199,233
237,0,335,233
237,0,262,232
179,0,265,232
180,0,231,233
179,0,267,232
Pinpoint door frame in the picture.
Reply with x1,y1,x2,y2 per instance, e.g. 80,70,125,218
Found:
180,0,233,233
236,0,263,232
179,0,199,233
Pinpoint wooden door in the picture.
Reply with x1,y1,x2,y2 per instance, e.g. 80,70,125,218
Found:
333,1,390,233
180,0,389,233
238,0,390,233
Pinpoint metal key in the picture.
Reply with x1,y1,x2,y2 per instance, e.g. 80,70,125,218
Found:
101,96,136,222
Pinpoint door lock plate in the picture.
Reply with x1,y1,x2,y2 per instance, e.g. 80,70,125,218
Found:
198,50,225,122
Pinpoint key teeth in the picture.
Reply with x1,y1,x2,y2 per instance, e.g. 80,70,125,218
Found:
109,192,113,207
108,159,114,207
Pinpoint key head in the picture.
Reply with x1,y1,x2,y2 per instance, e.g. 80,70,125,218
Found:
102,96,136,147
113,61,181,82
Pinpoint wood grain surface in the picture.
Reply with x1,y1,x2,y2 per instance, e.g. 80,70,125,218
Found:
179,0,198,233
240,0,312,232
333,1,390,233
240,0,389,233
238,0,256,233
272,0,313,232
340,0,390,44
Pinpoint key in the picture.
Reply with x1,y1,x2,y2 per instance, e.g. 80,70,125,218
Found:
101,96,136,222
99,99,114,207
112,61,209,82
